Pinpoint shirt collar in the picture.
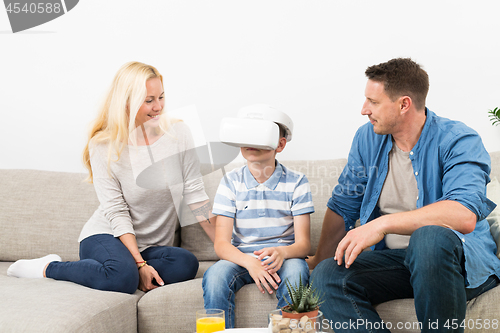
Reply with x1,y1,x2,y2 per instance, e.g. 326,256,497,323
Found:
243,160,283,190
387,108,432,156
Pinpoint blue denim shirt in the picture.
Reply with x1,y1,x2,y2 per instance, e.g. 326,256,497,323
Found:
327,109,500,288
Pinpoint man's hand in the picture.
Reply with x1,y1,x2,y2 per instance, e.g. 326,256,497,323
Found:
254,247,286,275
138,264,164,292
246,257,281,294
335,220,386,268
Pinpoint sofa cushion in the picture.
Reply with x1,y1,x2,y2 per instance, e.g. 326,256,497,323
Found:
375,298,420,333
138,278,205,333
0,170,98,262
0,262,142,333
137,277,277,333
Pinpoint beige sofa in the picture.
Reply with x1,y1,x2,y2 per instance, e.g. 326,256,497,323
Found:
1,152,499,333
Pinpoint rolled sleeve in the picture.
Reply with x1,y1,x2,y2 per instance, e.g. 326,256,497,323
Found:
183,178,209,205
438,132,496,221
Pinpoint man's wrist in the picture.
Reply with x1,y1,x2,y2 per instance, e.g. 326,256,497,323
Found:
377,214,392,236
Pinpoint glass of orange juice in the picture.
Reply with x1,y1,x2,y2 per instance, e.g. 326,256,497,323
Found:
196,309,225,333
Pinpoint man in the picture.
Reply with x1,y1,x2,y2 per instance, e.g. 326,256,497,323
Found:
308,58,500,333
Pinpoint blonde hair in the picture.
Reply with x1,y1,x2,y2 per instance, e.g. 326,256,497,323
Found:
83,61,171,182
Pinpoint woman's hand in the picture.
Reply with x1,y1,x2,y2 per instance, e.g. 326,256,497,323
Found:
254,247,286,275
138,264,164,292
245,257,281,295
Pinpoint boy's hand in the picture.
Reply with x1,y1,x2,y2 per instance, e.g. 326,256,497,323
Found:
254,247,285,274
246,257,281,294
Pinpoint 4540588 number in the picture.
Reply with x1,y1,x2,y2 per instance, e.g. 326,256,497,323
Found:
444,319,499,330
6,2,62,14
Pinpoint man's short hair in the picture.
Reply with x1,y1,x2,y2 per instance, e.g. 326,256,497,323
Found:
365,58,429,110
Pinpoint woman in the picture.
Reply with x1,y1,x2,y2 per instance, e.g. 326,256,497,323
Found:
8,61,215,293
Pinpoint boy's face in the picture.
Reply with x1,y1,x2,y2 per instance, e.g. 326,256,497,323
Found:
240,137,287,165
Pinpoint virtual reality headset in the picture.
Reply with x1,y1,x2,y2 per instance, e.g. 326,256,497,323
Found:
219,104,293,150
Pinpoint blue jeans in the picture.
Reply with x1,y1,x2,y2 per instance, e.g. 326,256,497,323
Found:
45,234,199,294
311,226,498,333
202,258,310,328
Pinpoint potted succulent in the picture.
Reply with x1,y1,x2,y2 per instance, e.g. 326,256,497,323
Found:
268,277,325,332
488,107,500,126
281,276,324,320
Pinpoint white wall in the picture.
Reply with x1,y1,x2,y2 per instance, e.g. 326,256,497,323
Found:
1,0,499,173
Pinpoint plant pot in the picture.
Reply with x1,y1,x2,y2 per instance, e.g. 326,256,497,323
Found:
281,305,319,321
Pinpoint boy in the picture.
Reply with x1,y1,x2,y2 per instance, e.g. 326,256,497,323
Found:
203,105,314,328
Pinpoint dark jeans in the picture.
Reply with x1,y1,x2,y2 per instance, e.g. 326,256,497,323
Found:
45,234,199,294
311,225,498,333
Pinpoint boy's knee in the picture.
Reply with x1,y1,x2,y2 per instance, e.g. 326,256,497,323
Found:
203,261,232,288
280,259,310,284
202,266,216,288
202,265,234,299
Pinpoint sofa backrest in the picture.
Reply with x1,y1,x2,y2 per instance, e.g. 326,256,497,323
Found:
0,170,98,261
491,151,500,180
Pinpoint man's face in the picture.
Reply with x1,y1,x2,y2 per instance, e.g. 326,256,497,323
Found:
361,80,401,135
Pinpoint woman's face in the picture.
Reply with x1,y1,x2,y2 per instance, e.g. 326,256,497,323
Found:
135,77,165,128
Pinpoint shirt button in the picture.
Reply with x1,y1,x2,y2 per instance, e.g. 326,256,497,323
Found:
462,238,466,243
415,171,419,176
416,196,419,200
349,226,354,230
410,151,414,155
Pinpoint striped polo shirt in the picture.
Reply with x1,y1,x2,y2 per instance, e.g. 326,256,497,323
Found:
212,160,315,254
